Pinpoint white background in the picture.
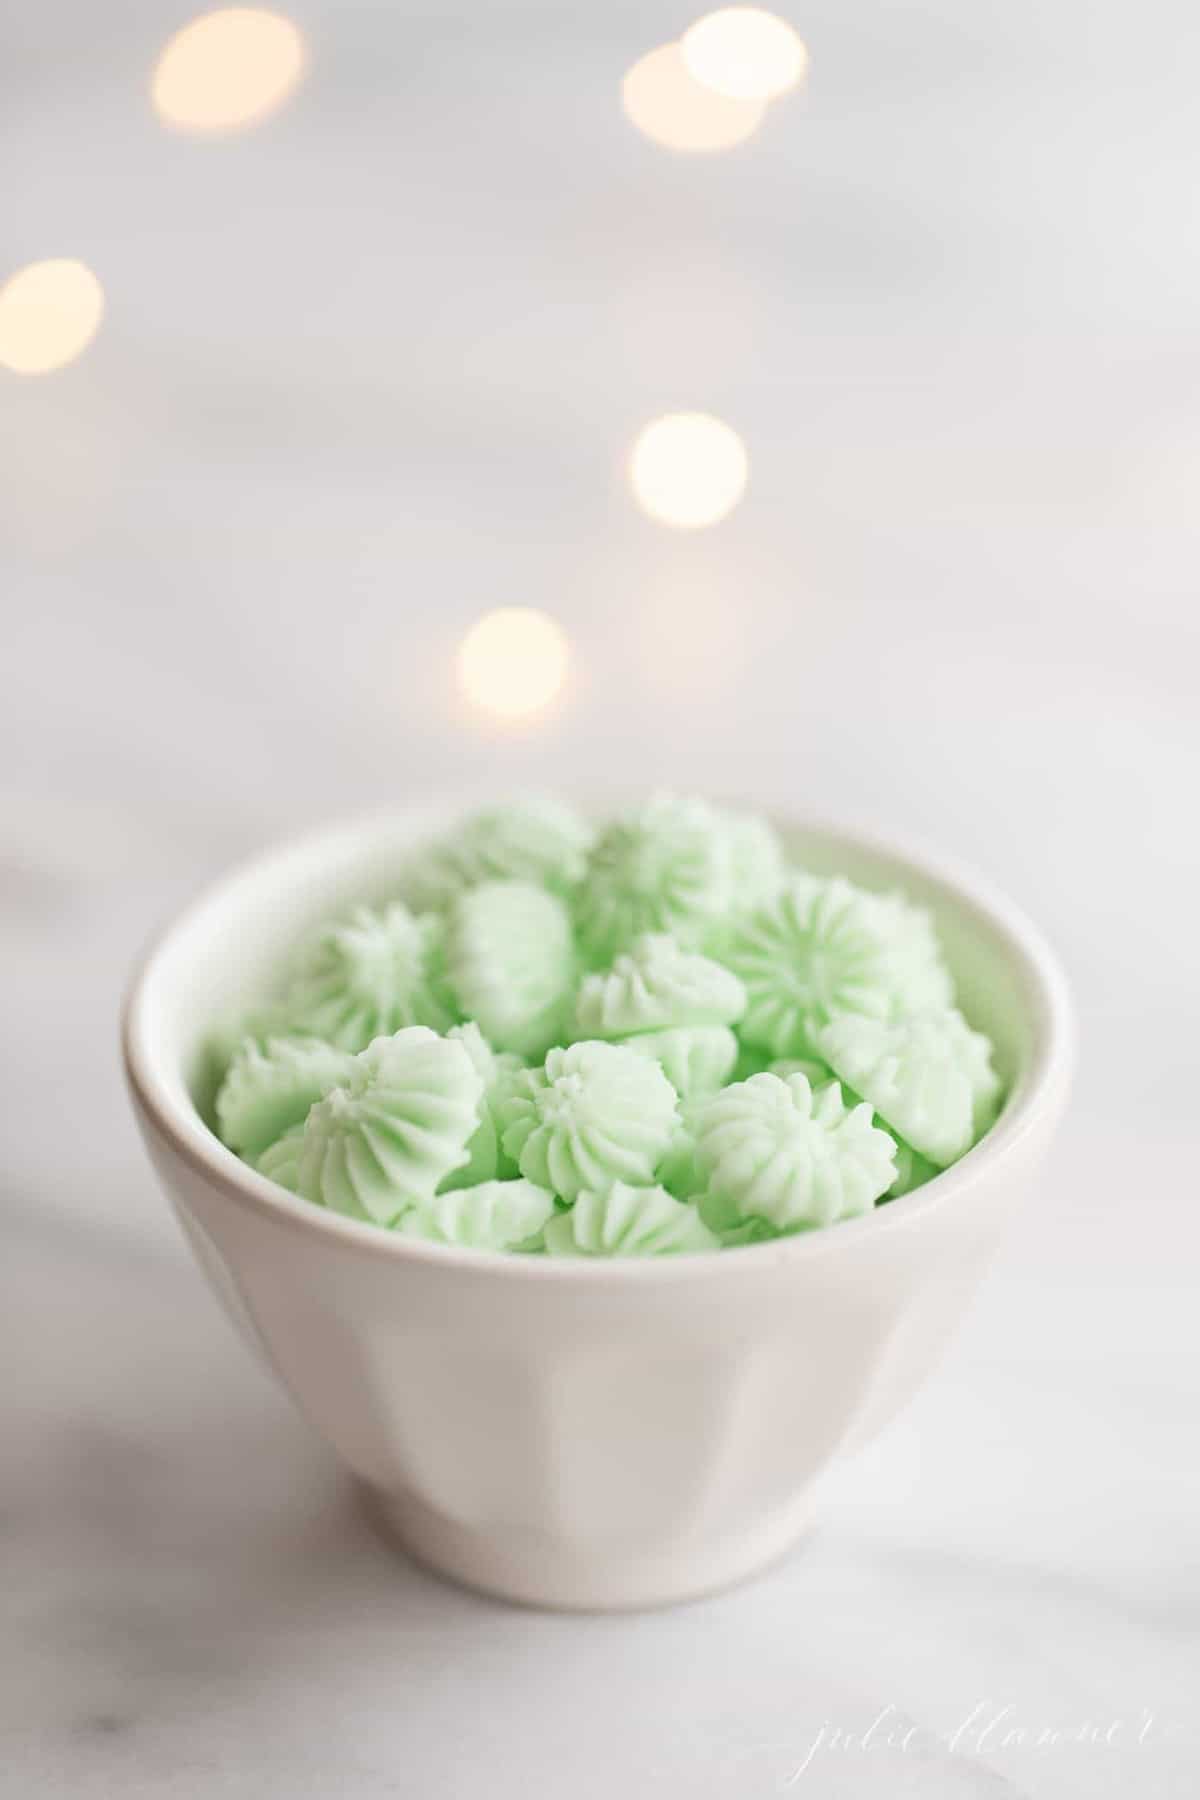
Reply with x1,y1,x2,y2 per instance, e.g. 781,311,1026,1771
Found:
3,2,1198,1794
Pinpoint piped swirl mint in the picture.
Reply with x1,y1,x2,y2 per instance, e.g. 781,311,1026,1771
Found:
255,1122,304,1192
574,793,734,965
400,798,594,910
721,876,951,1058
297,1028,483,1225
817,1008,1000,1167
445,880,576,1060
543,1182,718,1257
497,1040,679,1201
438,1021,525,1191
620,1025,738,1097
281,903,456,1050
694,1071,898,1231
217,1035,355,1159
574,932,745,1038
397,1179,555,1251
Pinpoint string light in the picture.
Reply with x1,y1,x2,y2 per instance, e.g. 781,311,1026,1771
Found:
152,8,307,133
681,8,808,103
629,413,749,529
0,259,104,375
457,608,570,722
621,41,767,152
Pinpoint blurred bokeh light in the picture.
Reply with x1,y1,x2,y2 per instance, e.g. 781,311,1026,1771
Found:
621,41,767,152
0,259,105,375
629,412,749,529
151,8,307,134
682,8,808,102
457,608,570,722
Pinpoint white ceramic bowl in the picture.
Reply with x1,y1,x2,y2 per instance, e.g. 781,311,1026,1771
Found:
123,804,1073,1611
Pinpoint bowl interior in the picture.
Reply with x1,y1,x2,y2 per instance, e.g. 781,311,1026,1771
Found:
128,804,1062,1163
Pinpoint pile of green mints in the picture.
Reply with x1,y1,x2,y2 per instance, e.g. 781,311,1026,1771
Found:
212,795,1001,1255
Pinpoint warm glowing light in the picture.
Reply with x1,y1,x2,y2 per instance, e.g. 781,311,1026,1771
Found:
457,608,570,721
621,41,766,152
629,413,748,529
152,8,307,133
681,8,808,102
0,260,104,375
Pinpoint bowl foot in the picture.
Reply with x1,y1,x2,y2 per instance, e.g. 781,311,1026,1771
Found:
357,1481,815,1612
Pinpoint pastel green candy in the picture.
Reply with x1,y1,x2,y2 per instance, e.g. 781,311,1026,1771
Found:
655,1096,707,1200
865,890,956,1015
485,1058,539,1179
205,1001,293,1083
573,932,745,1038
208,791,998,1259
712,1219,781,1247
768,1054,936,1198
445,1018,510,1086
498,1040,679,1202
765,1056,934,1196
768,1054,835,1087
574,792,733,965
722,809,787,907
816,1009,1001,1168
438,1021,526,1192
256,1122,304,1192
400,798,594,910
297,1028,484,1225
543,1183,718,1257
620,1025,738,1098
396,1179,556,1252
444,880,576,1059
216,1035,356,1159
731,1037,772,1082
721,876,947,1058
281,903,456,1051
697,1186,782,1246
888,1138,939,1198
694,1071,898,1231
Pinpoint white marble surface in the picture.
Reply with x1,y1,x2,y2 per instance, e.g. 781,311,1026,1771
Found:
3,1,1198,1794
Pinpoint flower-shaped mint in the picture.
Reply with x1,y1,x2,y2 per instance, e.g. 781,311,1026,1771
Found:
399,798,594,910
721,809,787,909
721,876,946,1058
816,1009,1001,1167
297,1028,483,1225
573,793,734,965
768,1054,836,1086
216,1035,356,1159
574,932,745,1038
694,1070,898,1231
620,1025,738,1098
696,1187,783,1247
543,1183,718,1257
768,1058,936,1198
281,903,456,1050
887,1138,938,1198
654,1092,710,1200
397,1179,555,1252
497,1040,679,1202
863,890,956,1015
731,1037,772,1082
444,880,577,1059
256,1122,304,1192
438,1021,526,1191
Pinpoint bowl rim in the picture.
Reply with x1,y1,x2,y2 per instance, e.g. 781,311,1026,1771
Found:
122,799,1075,1283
